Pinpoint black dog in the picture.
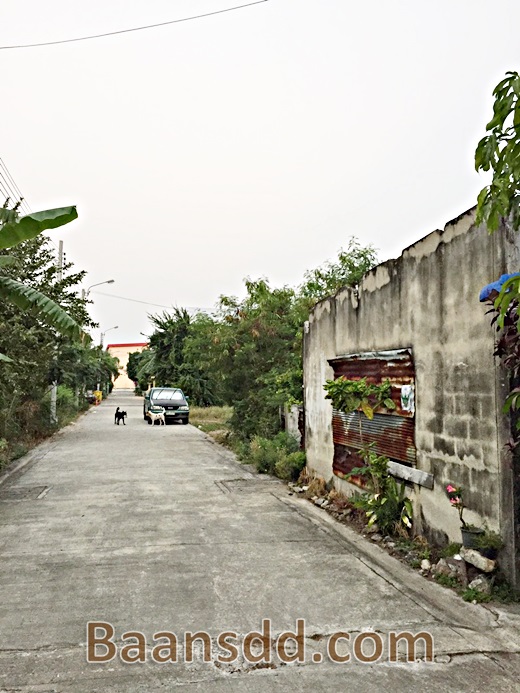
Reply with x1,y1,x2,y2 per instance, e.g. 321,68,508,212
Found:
114,407,127,425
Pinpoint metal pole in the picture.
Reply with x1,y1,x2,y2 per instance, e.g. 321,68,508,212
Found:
50,241,63,425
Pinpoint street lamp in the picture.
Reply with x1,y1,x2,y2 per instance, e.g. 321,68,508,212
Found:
82,279,115,300
100,325,118,348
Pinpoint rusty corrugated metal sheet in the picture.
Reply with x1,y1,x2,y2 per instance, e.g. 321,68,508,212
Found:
328,348,415,418
328,349,416,477
332,410,416,465
332,444,365,485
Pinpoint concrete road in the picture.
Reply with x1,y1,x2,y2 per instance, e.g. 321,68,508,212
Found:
0,391,519,692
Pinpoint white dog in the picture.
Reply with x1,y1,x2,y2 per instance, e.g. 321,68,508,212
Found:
147,407,166,426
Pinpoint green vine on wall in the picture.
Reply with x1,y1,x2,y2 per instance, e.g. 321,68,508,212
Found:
323,376,395,421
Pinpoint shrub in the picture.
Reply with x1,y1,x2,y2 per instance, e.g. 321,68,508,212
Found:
57,385,76,409
275,451,306,481
246,432,301,476
347,447,412,536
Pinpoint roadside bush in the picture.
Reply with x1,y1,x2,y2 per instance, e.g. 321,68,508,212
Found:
275,451,306,481
246,432,301,477
0,438,8,467
346,447,412,536
249,436,281,474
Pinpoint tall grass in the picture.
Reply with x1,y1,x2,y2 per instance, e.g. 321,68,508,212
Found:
189,406,233,424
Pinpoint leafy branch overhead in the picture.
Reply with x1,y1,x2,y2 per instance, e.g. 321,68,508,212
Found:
476,72,520,442
475,71,520,232
0,205,89,349
0,206,78,250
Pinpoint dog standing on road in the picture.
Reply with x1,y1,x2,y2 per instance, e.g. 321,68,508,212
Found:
147,408,165,426
114,407,127,425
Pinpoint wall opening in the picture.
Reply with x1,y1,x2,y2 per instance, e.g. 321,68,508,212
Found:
328,349,416,485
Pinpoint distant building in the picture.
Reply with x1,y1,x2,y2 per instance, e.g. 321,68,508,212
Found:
106,342,148,390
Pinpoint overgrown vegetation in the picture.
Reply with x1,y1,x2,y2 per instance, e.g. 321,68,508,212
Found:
128,238,377,441
240,432,306,481
189,405,233,434
323,376,411,536
475,71,520,442
0,200,119,469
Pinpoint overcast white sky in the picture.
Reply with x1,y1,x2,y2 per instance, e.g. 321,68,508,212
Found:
2,0,519,344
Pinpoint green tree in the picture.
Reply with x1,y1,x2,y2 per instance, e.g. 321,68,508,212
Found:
475,71,520,232
57,343,119,395
475,71,520,440
148,308,192,386
138,239,377,440
127,350,143,386
298,237,378,307
0,203,87,356
0,205,98,462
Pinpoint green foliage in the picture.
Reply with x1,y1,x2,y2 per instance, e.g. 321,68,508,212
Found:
0,204,88,345
475,73,520,446
483,281,520,441
0,208,101,468
475,529,504,551
132,310,222,405
435,574,460,588
439,542,462,558
246,432,302,477
348,446,412,535
491,581,520,603
475,71,520,232
0,206,78,249
57,343,119,394
323,377,407,533
148,308,192,386
299,237,377,305
323,377,395,421
139,239,376,440
275,451,306,481
461,588,491,603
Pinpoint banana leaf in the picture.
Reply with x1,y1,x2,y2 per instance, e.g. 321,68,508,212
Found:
0,275,89,343
0,207,78,250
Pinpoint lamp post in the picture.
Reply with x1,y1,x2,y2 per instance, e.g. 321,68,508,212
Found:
100,325,118,349
98,326,118,390
82,279,115,300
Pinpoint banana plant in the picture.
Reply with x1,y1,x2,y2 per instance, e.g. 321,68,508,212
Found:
0,204,89,363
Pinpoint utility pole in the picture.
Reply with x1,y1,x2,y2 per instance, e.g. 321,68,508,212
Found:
50,241,63,425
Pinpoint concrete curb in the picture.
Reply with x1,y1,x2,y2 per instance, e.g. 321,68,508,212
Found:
276,492,508,636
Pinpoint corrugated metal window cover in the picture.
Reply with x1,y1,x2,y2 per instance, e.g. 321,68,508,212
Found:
332,411,416,465
328,348,416,477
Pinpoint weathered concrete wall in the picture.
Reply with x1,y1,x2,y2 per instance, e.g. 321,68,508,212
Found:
283,404,303,448
304,210,519,582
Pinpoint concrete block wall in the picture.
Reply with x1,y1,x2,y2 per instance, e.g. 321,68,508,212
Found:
303,209,519,582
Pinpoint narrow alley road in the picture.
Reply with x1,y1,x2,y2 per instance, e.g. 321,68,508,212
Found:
0,391,519,692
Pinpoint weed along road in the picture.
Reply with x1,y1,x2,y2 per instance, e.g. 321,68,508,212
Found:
1,392,520,692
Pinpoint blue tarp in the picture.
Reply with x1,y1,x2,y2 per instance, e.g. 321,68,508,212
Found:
479,273,520,302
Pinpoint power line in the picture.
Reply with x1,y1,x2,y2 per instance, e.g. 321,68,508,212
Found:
0,158,62,256
0,1,269,50
0,175,30,216
0,159,31,212
91,289,209,313
0,161,30,216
